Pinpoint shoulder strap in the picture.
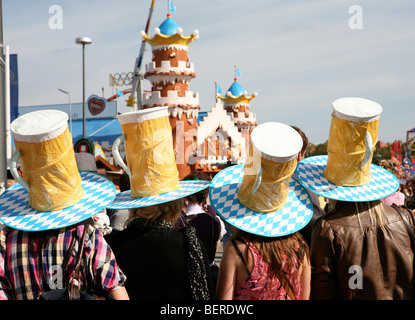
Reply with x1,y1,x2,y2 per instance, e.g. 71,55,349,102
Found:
231,239,251,276
68,226,89,300
281,278,296,300
61,230,78,286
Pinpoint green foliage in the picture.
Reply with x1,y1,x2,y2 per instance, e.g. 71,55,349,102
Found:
309,140,328,156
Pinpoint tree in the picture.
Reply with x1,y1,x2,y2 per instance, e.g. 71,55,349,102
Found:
310,140,328,156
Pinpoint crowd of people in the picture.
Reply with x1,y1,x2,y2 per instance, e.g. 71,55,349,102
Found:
0,99,414,301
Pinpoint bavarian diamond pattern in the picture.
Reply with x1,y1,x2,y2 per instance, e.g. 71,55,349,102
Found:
209,165,313,238
295,155,400,201
107,180,211,209
0,171,116,231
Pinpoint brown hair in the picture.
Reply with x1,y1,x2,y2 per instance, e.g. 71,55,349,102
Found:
231,228,309,283
183,170,210,205
290,125,308,156
126,197,185,226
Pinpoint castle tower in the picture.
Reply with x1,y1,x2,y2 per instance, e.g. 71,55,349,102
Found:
140,14,200,179
217,70,258,158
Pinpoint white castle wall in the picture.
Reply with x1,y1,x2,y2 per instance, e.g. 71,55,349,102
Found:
197,102,245,164
145,60,195,74
142,90,200,111
230,111,257,124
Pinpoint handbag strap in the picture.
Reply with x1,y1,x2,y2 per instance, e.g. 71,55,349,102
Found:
68,226,89,300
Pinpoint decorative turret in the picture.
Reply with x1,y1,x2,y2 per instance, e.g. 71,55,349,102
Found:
217,66,258,157
140,13,201,179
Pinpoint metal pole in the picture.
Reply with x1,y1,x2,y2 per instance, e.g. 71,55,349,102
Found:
69,91,72,134
5,45,10,160
82,44,86,138
0,0,8,193
131,0,155,111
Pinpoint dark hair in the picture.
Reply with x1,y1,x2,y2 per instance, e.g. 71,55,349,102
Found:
119,172,131,192
290,125,308,156
183,171,210,204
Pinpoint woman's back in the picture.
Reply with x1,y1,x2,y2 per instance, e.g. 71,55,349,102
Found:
233,238,301,300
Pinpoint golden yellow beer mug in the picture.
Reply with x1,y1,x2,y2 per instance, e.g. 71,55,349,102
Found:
323,97,383,186
112,106,180,198
10,110,84,212
237,122,302,213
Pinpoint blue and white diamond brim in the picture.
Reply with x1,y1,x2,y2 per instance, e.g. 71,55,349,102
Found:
295,155,400,202
107,180,211,209
209,165,313,238
0,171,116,231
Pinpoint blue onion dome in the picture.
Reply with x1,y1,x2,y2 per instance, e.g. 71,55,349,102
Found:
227,79,245,97
159,14,180,36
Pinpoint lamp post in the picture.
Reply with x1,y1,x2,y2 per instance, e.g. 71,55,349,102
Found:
58,88,72,134
75,37,92,138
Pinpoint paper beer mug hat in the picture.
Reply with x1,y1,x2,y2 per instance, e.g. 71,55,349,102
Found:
296,97,399,201
108,106,209,210
209,122,313,237
0,110,116,231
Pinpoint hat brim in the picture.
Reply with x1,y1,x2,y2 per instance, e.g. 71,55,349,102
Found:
106,180,211,210
209,165,313,238
0,171,116,231
295,155,400,202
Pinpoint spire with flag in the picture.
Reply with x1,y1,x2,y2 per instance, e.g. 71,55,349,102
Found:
234,64,241,79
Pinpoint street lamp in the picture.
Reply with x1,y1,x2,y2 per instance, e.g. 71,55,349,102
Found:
58,88,72,134
75,36,92,138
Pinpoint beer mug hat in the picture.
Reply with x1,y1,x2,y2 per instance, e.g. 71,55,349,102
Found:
296,97,399,202
209,122,314,238
107,107,210,210
0,110,116,232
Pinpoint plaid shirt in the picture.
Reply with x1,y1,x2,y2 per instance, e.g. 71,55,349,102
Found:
0,224,126,300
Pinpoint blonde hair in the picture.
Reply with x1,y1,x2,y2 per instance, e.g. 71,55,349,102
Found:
126,198,185,227
328,199,387,232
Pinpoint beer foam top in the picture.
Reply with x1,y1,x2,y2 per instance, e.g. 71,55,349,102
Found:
250,122,302,162
332,97,383,122
117,106,169,125
11,110,69,142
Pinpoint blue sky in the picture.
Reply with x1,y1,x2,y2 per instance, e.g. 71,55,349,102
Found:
3,0,415,145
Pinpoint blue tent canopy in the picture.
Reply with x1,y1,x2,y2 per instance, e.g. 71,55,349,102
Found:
71,118,122,146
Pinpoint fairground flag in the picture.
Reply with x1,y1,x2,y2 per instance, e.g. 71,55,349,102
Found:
169,1,176,13
235,65,241,77
216,82,222,95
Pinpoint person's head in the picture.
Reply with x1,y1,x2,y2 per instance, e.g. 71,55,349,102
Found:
290,125,308,161
183,171,210,205
127,197,185,226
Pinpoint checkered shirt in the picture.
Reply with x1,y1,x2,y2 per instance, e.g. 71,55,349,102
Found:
0,224,126,300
